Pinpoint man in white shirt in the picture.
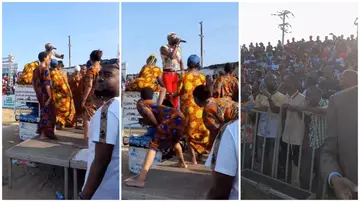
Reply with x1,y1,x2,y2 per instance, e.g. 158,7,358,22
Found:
280,73,305,186
206,120,239,200
255,73,284,176
80,63,120,200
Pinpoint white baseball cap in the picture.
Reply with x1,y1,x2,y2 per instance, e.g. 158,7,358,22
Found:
75,65,81,72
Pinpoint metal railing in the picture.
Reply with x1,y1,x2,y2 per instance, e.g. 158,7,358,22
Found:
241,107,327,199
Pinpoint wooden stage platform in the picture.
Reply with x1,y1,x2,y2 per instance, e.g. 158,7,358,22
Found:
5,129,86,199
122,157,212,200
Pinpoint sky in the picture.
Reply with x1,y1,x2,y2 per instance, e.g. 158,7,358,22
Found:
241,2,358,46
122,2,239,74
2,2,119,71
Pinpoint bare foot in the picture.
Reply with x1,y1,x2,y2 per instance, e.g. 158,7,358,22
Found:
190,158,198,165
125,178,145,188
179,162,188,168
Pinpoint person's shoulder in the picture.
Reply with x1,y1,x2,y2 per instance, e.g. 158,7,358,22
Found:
333,86,357,98
160,45,168,51
221,120,239,142
199,73,206,80
102,97,120,119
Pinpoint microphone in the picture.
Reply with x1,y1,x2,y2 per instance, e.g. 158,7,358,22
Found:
180,39,187,43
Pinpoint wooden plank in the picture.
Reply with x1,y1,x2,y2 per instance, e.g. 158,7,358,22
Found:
5,130,84,167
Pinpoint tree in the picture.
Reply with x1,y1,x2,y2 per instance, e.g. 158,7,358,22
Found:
271,10,295,46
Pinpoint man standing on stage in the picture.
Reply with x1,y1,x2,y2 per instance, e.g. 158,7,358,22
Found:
45,43,64,60
160,32,184,109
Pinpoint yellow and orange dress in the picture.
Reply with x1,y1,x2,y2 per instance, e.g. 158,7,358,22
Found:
50,69,76,128
18,61,39,84
128,65,162,92
203,97,239,148
213,74,238,99
136,100,185,151
177,72,210,154
84,64,103,120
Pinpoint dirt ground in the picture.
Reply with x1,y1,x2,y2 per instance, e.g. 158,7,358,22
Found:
3,109,16,124
2,124,65,199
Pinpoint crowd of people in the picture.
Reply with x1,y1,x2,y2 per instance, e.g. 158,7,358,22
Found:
124,32,240,199
31,43,120,199
241,34,358,199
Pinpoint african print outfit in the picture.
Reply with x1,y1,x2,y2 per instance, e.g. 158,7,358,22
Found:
50,70,76,128
69,73,84,120
136,100,185,151
213,74,239,99
203,97,239,148
84,65,104,120
18,61,39,85
178,72,210,154
128,65,162,92
32,66,56,138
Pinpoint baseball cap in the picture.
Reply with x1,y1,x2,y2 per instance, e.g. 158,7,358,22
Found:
167,32,177,41
50,59,58,67
75,65,81,72
45,43,56,50
187,54,200,67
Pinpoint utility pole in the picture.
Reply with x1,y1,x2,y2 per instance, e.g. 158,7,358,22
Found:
199,21,204,68
272,10,295,46
68,35,71,67
354,17,358,39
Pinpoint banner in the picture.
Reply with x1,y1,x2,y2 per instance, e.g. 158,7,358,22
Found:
121,91,159,129
2,95,27,109
14,85,37,103
2,95,15,108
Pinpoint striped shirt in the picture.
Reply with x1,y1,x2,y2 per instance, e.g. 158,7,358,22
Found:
308,99,328,149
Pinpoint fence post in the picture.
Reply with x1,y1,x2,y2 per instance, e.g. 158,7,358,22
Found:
241,110,249,170
272,107,282,178
251,112,259,170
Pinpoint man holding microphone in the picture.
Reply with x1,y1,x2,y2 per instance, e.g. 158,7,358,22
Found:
45,43,64,60
160,32,185,109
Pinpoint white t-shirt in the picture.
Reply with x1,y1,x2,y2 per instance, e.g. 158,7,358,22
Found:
206,120,239,200
82,97,120,200
255,92,285,138
282,92,306,145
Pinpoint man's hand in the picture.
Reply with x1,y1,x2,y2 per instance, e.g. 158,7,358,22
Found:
282,104,289,109
60,54,65,59
81,99,86,108
332,175,358,199
45,98,52,107
262,88,271,99
287,105,301,112
176,37,181,45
